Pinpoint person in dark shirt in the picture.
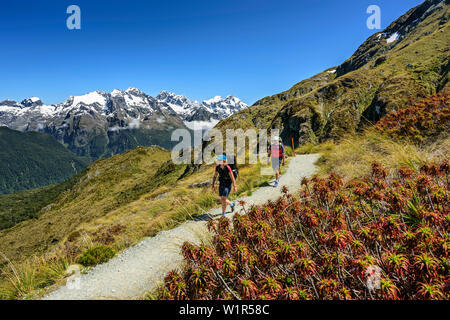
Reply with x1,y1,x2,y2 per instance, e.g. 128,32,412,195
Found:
212,155,237,216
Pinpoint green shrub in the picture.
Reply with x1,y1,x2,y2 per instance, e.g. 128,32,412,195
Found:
284,146,294,157
78,246,116,267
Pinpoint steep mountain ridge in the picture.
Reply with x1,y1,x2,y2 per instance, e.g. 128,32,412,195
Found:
216,0,449,146
337,0,448,76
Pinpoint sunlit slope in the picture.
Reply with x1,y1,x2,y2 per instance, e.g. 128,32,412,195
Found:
216,0,449,145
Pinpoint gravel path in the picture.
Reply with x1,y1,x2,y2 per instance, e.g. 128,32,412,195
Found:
43,154,320,300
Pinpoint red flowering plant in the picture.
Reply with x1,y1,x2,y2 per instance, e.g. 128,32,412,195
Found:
374,92,449,144
157,93,449,300
158,160,449,300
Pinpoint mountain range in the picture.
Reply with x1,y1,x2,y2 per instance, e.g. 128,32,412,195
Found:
0,89,247,159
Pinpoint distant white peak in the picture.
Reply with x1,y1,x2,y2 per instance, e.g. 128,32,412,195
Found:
111,89,124,96
126,87,144,95
225,95,242,102
158,90,171,96
21,97,44,107
204,96,223,104
70,91,107,106
157,91,185,99
157,91,194,108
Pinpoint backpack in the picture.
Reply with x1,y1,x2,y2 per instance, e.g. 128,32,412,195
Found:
226,154,239,179
216,164,234,184
271,143,285,158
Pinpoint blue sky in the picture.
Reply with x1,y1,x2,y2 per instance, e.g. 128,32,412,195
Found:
0,0,423,105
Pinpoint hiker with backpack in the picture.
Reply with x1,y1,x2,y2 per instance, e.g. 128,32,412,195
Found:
212,154,238,216
268,136,285,187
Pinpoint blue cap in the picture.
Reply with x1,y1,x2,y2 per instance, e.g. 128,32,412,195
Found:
217,155,226,160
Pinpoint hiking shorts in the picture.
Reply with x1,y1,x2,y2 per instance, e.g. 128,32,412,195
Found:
271,157,282,171
219,183,232,197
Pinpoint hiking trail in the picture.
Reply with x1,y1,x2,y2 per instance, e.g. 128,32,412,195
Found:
43,154,320,300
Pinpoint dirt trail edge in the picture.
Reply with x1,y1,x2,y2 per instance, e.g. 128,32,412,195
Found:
44,154,320,300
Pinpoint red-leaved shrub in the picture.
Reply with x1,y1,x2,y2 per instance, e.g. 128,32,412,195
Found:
159,162,449,300
374,92,449,143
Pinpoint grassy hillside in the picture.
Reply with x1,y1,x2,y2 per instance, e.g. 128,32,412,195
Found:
216,0,449,147
0,171,86,231
0,143,276,299
0,127,90,194
317,93,449,178
215,68,337,131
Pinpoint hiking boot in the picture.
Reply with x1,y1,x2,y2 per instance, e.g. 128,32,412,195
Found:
274,180,279,187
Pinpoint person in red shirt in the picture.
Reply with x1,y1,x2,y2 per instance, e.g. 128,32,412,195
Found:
268,136,285,187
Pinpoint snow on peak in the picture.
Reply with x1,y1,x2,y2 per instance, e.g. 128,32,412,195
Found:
156,91,247,121
156,91,198,116
0,87,247,134
156,91,187,101
386,32,400,44
125,87,144,95
21,97,44,107
111,89,124,96
70,91,107,107
203,96,223,104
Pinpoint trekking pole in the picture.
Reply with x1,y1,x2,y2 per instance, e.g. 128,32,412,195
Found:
292,138,296,156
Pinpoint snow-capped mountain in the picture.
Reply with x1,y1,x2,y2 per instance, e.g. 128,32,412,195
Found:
202,95,248,119
0,88,247,158
156,91,203,118
0,88,184,159
156,91,247,130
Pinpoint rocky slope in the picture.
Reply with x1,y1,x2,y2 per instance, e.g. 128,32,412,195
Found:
0,89,247,159
216,0,449,146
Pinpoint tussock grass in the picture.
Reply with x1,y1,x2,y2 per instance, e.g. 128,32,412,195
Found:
0,251,76,299
296,141,334,155
317,130,449,178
